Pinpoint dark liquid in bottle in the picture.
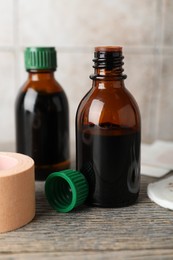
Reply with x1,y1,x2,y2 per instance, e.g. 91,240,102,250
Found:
76,124,140,207
16,89,69,180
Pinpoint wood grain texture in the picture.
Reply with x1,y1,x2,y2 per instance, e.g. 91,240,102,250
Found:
0,175,173,259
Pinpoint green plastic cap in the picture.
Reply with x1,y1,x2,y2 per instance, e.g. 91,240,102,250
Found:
45,169,89,213
25,47,57,71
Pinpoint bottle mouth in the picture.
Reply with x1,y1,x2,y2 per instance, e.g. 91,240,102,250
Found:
94,46,122,52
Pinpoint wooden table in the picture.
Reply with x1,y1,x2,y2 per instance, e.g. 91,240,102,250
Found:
0,175,173,259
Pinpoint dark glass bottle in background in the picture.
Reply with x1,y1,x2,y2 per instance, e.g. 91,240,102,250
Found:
15,47,70,180
76,46,141,207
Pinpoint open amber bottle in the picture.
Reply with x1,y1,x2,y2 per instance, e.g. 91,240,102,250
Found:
15,47,70,180
76,46,141,207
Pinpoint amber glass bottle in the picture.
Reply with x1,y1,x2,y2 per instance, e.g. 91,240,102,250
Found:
15,47,70,180
76,46,141,207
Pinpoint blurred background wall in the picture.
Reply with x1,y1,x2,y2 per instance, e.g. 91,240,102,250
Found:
0,0,173,154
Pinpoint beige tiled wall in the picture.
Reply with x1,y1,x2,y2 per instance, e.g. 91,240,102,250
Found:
0,0,173,154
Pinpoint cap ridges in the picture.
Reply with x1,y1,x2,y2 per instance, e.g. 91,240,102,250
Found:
45,169,89,213
25,47,57,70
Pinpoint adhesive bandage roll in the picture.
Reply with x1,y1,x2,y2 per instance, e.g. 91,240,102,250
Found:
0,152,35,233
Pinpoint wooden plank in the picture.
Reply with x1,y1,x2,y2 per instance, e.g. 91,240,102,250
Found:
0,175,173,258
1,250,173,260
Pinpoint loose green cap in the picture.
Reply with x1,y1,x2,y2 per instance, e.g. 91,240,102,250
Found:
45,169,89,213
25,47,57,70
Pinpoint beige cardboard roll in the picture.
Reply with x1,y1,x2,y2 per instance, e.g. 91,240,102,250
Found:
0,152,35,233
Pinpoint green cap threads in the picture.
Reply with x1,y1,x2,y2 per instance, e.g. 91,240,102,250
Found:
45,170,89,213
25,47,57,70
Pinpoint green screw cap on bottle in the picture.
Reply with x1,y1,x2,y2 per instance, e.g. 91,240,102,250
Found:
25,47,57,70
45,170,89,213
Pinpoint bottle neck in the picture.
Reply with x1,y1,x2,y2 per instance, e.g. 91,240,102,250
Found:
91,68,126,81
90,49,127,81
92,77,125,89
27,70,55,81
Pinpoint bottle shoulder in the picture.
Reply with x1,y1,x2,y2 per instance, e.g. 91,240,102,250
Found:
76,87,141,129
19,77,64,94
78,87,139,111
15,81,69,113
